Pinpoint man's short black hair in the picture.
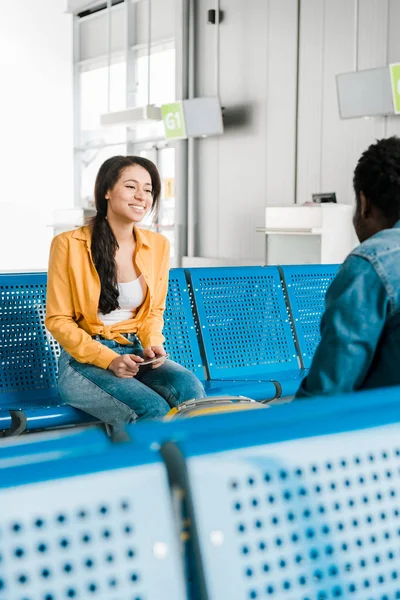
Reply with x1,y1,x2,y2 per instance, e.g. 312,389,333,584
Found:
353,136,400,222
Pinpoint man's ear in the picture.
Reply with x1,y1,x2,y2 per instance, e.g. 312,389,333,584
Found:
360,191,372,218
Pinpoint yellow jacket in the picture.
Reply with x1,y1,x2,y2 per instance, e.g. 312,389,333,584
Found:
45,225,170,369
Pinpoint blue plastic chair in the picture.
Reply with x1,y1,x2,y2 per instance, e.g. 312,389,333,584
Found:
0,410,11,431
164,269,205,380
187,266,304,397
165,385,400,600
166,269,277,401
0,428,187,600
0,426,110,467
0,272,95,434
280,264,340,368
0,272,58,406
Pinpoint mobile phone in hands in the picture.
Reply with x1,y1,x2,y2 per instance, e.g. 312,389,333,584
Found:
138,353,169,367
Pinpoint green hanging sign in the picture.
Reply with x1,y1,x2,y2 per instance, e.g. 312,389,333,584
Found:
390,63,400,114
161,102,187,139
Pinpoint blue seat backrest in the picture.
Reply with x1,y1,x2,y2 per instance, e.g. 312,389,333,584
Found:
0,427,109,464
280,264,340,368
0,272,60,406
0,433,187,600
176,386,400,600
163,268,205,380
186,266,298,379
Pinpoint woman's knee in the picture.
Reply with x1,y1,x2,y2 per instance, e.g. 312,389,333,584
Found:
135,396,170,420
162,365,206,407
180,371,205,401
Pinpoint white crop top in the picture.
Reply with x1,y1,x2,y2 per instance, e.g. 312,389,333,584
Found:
98,275,147,325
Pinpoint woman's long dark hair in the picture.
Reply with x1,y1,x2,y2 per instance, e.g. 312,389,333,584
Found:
90,155,161,314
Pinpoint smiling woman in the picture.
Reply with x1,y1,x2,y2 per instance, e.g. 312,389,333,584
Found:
106,167,155,223
45,156,205,436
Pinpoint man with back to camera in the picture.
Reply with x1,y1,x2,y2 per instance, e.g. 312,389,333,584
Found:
296,136,400,398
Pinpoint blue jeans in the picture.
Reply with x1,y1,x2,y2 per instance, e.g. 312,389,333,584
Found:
57,334,205,428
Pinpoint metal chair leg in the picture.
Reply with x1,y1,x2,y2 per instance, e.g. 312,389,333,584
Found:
4,410,27,436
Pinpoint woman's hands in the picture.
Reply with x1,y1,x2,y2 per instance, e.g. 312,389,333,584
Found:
108,354,144,378
108,346,167,377
143,345,167,369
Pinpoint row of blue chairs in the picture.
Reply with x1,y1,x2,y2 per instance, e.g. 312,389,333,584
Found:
0,264,339,434
1,383,400,599
0,426,188,600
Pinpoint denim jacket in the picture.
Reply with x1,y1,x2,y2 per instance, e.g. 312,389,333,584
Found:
296,221,400,398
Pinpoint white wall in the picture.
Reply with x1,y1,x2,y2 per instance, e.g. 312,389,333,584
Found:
0,0,73,271
195,0,298,262
297,0,400,207
194,0,400,262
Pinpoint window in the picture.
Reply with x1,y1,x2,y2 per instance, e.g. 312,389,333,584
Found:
80,60,127,132
80,144,127,207
130,43,175,143
135,45,175,107
74,2,177,259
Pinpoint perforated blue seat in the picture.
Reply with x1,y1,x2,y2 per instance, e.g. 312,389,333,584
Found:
0,410,11,431
164,269,205,381
165,269,277,401
0,428,186,600
187,266,304,397
0,426,109,465
165,385,400,600
0,272,96,433
280,264,340,368
0,272,59,408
